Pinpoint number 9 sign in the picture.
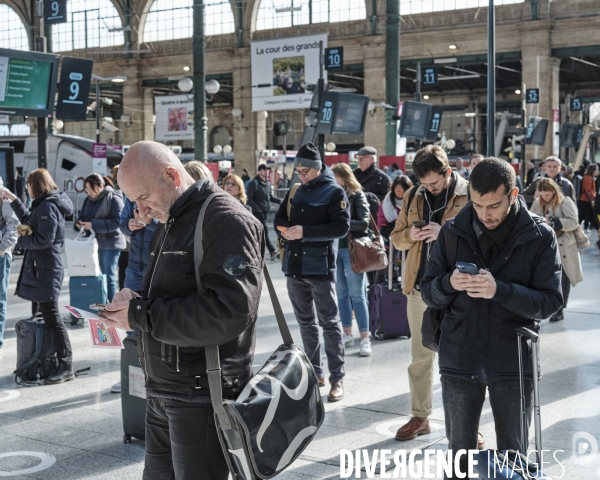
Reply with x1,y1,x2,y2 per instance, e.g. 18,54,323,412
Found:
56,57,94,121
44,0,66,24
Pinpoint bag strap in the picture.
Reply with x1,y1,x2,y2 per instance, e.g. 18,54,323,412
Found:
286,183,301,221
193,191,293,430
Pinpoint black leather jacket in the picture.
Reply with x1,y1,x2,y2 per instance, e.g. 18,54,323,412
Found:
349,190,370,237
128,180,265,402
353,164,391,201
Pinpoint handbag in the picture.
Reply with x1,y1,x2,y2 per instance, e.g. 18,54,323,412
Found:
573,225,590,249
64,229,101,277
195,193,325,480
348,213,388,274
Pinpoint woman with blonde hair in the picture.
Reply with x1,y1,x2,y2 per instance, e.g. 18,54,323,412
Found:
184,160,212,182
330,163,372,357
531,177,582,321
222,173,248,206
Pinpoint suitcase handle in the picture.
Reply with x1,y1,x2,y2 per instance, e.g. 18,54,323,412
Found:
516,326,539,343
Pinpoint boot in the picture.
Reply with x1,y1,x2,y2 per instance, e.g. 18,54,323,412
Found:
45,362,75,385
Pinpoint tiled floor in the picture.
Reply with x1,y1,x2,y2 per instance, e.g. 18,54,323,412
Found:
1,226,600,479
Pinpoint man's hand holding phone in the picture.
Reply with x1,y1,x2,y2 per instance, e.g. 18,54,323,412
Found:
450,262,497,298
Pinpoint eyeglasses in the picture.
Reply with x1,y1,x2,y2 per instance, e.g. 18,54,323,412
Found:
294,169,311,176
224,182,237,187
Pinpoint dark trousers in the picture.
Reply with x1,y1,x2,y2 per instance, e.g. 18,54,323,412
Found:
441,374,533,479
256,211,276,254
32,301,72,368
144,398,229,480
577,199,598,230
287,276,345,383
118,250,129,290
555,269,570,318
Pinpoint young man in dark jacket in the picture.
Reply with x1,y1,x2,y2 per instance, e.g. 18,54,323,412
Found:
101,141,265,479
353,146,391,201
247,164,282,260
274,143,350,402
421,158,562,476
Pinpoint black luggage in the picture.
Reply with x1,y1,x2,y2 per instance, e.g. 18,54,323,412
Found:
471,327,550,479
121,335,147,443
14,314,60,385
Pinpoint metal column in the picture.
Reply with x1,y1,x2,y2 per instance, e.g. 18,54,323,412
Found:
486,0,496,158
35,0,48,169
193,0,208,162
385,0,400,156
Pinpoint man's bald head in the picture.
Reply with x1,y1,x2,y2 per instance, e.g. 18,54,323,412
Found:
118,141,196,223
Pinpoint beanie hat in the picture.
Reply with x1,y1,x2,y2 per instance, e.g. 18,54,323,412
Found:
294,143,322,171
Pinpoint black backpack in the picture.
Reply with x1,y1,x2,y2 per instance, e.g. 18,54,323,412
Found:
363,191,381,219
14,315,60,385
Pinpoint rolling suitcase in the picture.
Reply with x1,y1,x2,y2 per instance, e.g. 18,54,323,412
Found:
471,327,550,479
368,245,410,341
121,335,146,443
69,275,107,325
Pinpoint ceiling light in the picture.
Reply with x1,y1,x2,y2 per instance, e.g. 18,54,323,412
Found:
423,95,429,100
515,89,521,94
465,112,477,118
110,76,126,83
183,66,190,71
449,44,457,50
434,57,457,64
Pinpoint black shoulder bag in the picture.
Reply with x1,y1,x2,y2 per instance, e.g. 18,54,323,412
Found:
195,193,325,480
421,228,459,352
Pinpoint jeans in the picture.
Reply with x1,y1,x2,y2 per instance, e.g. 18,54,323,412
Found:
99,248,121,302
144,398,228,480
32,301,73,368
441,374,533,479
0,254,11,350
118,250,129,290
335,248,369,333
287,276,345,383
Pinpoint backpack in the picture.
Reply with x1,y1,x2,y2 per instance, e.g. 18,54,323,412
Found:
14,315,60,385
363,191,381,219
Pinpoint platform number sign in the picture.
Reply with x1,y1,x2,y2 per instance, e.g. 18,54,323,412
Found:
316,92,338,134
526,88,540,104
426,105,444,141
321,101,334,123
571,98,582,112
44,0,67,24
422,67,438,86
56,57,94,121
325,47,343,71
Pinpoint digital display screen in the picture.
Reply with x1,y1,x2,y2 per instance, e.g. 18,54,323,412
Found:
0,48,59,117
525,117,549,146
0,147,15,193
560,123,583,148
399,101,433,139
332,94,368,135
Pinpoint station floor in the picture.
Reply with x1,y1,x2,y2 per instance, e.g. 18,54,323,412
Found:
1,225,600,479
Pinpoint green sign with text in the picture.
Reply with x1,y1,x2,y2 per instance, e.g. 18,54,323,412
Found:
0,57,53,111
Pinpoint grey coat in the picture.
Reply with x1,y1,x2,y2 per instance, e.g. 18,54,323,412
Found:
0,200,19,257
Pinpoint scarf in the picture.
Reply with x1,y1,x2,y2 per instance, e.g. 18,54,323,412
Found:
382,192,402,223
89,185,114,219
474,200,520,265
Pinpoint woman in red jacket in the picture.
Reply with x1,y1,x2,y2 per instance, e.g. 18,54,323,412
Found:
577,163,598,232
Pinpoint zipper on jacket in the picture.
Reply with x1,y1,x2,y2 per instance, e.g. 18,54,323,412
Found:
140,218,175,381
33,260,39,278
176,346,180,372
162,251,187,256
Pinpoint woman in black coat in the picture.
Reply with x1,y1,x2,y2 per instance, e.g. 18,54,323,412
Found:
1,168,75,384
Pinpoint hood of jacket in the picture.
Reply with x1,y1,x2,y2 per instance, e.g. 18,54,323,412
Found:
33,190,74,217
168,178,213,220
302,164,336,191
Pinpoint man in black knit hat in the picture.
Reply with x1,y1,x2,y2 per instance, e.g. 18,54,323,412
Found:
274,143,350,402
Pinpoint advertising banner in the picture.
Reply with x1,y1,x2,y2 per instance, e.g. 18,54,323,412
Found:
251,34,327,112
154,94,194,141
92,142,107,176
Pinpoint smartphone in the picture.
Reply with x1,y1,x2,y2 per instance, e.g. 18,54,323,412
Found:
413,220,428,228
277,226,288,233
455,262,480,275
89,303,107,311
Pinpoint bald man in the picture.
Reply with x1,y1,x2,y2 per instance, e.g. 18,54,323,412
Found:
101,141,265,479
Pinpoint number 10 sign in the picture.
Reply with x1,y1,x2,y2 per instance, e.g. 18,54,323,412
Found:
56,57,94,121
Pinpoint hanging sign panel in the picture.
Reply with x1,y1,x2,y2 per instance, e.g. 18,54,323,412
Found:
251,34,327,112
154,94,194,141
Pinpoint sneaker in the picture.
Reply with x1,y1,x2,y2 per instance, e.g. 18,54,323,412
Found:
111,381,122,393
45,363,75,385
359,338,372,357
343,334,354,346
